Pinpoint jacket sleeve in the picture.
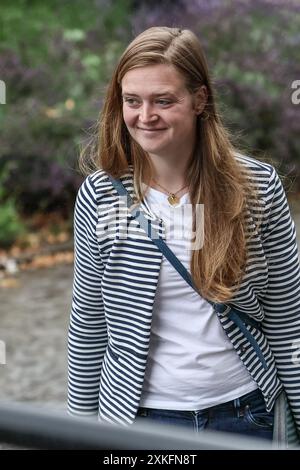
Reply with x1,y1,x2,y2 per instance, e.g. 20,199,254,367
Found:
260,166,300,432
68,175,107,417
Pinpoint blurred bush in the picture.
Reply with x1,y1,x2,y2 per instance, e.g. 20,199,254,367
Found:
0,198,26,248
0,165,25,247
0,0,299,245
0,0,132,221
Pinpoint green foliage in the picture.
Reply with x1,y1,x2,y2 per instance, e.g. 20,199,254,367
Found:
0,0,133,214
0,167,26,248
0,198,26,248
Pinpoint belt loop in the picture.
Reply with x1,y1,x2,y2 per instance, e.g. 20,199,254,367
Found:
233,397,241,418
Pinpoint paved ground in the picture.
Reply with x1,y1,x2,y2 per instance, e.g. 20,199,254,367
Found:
0,263,71,449
0,263,70,406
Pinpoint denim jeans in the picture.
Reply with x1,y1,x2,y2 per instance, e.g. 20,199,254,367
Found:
136,388,274,441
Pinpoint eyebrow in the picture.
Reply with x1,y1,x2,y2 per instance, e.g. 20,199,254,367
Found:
121,91,176,98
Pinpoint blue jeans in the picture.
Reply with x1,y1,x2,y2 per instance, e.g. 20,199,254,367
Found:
136,388,274,440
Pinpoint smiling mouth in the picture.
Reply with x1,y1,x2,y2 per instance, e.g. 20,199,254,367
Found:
137,128,166,131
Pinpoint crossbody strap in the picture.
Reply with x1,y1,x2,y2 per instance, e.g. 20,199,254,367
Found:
106,173,267,370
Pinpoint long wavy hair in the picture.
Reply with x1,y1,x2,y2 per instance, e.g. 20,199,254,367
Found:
79,26,262,303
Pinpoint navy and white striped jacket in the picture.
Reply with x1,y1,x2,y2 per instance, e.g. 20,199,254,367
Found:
68,154,300,430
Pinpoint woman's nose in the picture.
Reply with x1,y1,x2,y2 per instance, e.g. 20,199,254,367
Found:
139,104,158,123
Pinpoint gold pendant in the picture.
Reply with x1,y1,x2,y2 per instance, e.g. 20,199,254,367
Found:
167,194,179,206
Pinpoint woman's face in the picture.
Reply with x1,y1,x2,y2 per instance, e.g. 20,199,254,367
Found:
121,64,206,161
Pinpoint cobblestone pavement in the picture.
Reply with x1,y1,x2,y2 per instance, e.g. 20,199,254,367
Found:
0,206,299,449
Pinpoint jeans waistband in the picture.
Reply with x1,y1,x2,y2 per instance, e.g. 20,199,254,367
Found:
138,387,263,415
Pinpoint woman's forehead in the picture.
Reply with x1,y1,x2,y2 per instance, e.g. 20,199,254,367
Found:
121,64,187,94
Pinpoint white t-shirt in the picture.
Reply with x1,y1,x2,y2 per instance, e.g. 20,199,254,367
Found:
139,187,257,410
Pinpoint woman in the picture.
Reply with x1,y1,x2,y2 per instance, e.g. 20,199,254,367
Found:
68,27,300,441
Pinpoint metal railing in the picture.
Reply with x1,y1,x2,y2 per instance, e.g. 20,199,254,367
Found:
0,401,274,450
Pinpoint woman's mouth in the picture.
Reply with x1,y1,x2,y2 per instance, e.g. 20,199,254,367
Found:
137,127,167,132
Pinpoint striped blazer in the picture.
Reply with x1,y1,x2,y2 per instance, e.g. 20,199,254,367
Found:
68,154,300,431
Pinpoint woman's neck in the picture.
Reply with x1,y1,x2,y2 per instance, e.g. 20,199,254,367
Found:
148,152,190,191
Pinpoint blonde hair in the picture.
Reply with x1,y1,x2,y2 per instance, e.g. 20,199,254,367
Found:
79,26,261,303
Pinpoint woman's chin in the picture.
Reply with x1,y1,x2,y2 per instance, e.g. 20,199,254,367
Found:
136,141,167,155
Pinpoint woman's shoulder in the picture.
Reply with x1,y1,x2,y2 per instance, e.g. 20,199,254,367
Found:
234,153,287,213
86,168,113,188
77,166,134,202
233,152,283,196
234,152,275,179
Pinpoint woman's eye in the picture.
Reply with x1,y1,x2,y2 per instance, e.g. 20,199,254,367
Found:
122,98,171,106
123,98,139,106
157,100,171,106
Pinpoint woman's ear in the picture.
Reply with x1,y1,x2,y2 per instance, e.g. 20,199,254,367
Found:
193,85,208,114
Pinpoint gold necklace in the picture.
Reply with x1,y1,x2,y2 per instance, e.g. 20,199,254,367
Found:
152,179,189,206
